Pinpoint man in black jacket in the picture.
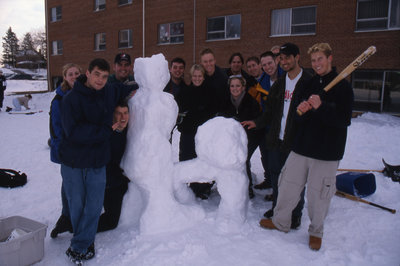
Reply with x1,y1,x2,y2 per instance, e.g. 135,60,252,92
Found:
242,43,311,228
259,43,354,251
59,58,132,264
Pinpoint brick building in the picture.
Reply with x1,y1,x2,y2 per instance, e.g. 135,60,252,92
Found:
45,0,400,113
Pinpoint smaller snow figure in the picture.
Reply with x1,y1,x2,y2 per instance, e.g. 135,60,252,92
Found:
174,117,249,232
120,54,204,235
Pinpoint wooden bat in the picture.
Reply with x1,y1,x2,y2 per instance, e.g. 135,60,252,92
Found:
337,168,383,173
335,190,396,214
297,46,377,115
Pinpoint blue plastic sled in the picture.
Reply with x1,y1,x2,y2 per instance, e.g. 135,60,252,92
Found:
336,172,376,198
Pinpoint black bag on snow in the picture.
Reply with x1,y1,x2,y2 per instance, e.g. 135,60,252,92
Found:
0,169,27,188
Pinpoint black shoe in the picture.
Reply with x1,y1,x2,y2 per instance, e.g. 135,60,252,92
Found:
290,216,301,230
66,247,83,265
254,179,272,190
51,215,73,238
6,106,12,112
264,194,273,201
82,243,95,260
263,209,273,218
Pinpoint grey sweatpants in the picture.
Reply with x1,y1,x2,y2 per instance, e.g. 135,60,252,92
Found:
272,152,339,238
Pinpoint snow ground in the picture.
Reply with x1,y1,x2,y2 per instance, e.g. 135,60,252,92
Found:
0,80,399,266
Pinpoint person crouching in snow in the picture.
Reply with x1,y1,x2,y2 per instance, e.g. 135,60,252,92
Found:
6,94,32,112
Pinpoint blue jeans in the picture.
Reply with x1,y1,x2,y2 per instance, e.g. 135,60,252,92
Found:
61,165,106,253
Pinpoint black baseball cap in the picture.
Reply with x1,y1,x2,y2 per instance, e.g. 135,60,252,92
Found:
280,43,300,57
114,53,131,64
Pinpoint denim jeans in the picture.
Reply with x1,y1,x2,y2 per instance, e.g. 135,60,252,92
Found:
61,164,106,253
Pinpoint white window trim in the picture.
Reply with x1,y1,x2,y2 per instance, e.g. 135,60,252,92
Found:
119,29,133,48
158,22,184,45
94,33,106,51
51,6,62,22
207,14,241,41
118,0,132,6
355,0,400,32
270,6,316,37
52,40,62,55
94,0,106,12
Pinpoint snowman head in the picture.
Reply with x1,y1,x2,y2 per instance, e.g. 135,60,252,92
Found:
134,53,170,92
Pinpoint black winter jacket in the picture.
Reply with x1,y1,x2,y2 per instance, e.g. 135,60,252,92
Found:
220,92,264,142
59,75,131,168
255,70,312,154
292,70,354,161
176,82,217,134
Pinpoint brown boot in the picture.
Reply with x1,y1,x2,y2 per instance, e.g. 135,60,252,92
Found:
309,236,322,251
259,219,278,230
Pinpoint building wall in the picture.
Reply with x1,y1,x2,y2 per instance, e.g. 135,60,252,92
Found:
46,0,400,87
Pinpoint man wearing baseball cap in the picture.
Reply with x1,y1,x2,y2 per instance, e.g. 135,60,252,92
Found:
108,53,135,84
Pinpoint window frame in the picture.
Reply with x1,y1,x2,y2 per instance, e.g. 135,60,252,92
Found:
270,6,317,37
51,40,63,55
355,0,400,32
158,22,184,45
94,0,106,12
206,14,241,41
118,29,133,49
94,33,106,51
352,69,400,113
118,0,132,6
50,6,62,22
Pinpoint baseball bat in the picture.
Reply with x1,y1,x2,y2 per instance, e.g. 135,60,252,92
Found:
297,46,377,115
335,190,396,214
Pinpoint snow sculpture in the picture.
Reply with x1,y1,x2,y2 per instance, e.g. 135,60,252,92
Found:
120,53,248,235
120,54,204,235
174,117,249,231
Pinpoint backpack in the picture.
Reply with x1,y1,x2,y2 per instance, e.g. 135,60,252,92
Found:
0,169,27,188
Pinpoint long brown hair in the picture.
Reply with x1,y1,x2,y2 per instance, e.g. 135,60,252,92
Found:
61,63,82,92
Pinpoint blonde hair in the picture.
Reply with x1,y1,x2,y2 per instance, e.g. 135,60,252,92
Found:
189,64,205,77
61,63,82,91
308,43,332,57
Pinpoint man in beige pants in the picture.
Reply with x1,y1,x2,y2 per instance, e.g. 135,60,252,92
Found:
259,43,354,251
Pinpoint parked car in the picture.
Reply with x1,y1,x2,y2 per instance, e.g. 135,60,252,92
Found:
9,74,33,80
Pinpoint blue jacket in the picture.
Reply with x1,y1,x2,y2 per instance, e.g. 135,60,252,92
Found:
59,75,132,168
49,86,69,163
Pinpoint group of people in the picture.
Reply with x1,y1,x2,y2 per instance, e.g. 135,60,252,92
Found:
163,43,353,251
49,41,353,264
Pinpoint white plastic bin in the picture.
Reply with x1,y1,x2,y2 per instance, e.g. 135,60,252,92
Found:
0,216,47,266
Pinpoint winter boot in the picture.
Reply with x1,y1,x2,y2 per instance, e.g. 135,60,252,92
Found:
51,215,73,238
309,236,322,251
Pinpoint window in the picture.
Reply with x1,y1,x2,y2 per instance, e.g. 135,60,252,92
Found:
50,6,62,22
356,0,400,31
158,22,184,44
352,70,400,113
94,33,106,51
51,40,63,55
271,6,316,36
119,0,132,5
207,14,241,40
94,0,105,11
118,29,132,48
